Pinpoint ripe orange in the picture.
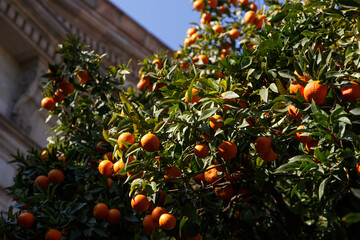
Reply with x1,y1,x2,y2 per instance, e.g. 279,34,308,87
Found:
228,0,237,5
141,133,160,152
356,161,360,176
208,0,218,8
118,132,135,150
187,27,197,37
106,209,121,224
194,143,210,158
47,169,64,184
131,194,150,212
220,93,236,110
193,172,206,184
193,0,205,11
98,160,114,176
201,13,212,25
185,88,202,104
260,148,277,162
204,165,220,183
164,166,181,182
196,54,209,66
41,149,48,160
210,115,224,130
45,229,62,240
93,203,109,220
184,37,195,46
228,29,240,40
52,91,64,103
17,212,35,228
239,0,249,6
137,79,146,91
249,3,257,11
306,140,318,154
159,213,176,230
218,141,237,160
219,6,227,14
34,175,50,190
113,160,125,175
254,15,266,28
76,70,90,84
41,97,56,111
289,80,305,97
151,207,167,223
214,184,234,200
244,11,256,24
152,58,163,69
212,24,223,34
143,214,159,235
340,81,360,102
303,81,328,105
58,80,74,95
107,177,114,188
254,137,271,154
288,105,303,121
295,125,312,144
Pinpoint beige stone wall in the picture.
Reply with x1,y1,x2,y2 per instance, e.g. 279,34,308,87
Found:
0,0,169,211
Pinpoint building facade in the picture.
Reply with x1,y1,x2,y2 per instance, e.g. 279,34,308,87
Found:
0,0,169,210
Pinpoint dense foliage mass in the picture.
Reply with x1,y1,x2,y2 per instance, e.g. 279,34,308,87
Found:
2,0,360,239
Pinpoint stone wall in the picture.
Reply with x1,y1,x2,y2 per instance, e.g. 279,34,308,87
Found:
0,0,169,211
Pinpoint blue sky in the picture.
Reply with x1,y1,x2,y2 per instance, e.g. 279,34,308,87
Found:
109,0,199,50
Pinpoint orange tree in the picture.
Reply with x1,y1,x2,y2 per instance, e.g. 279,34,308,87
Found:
2,0,360,239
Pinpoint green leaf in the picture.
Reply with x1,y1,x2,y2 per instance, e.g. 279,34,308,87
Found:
269,12,287,23
259,88,269,103
179,216,189,236
276,78,287,95
154,121,166,133
319,178,329,200
241,56,253,69
342,212,360,223
338,0,360,8
351,188,360,199
350,108,360,115
325,71,345,79
199,107,218,121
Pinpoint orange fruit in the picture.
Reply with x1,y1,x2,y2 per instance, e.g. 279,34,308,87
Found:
201,13,212,25
244,11,256,24
58,80,74,95
76,70,90,84
41,149,49,160
47,169,64,184
194,144,210,158
185,88,202,104
209,115,224,130
137,79,146,91
228,0,237,5
295,125,312,144
289,80,305,97
184,37,195,46
249,3,257,11
218,141,237,160
228,29,240,40
212,24,223,34
41,97,56,111
196,54,209,66
303,81,328,105
219,6,227,14
164,166,181,182
306,140,318,154
239,0,249,6
214,184,234,200
34,175,50,190
17,212,35,228
288,105,303,121
118,132,135,150
193,172,206,184
220,93,236,110
254,137,271,154
131,194,150,212
93,203,109,220
141,133,160,152
208,0,218,8
106,209,121,224
260,148,277,162
107,177,114,188
113,160,125,175
45,229,62,240
193,0,205,11
356,161,360,176
152,58,163,69
204,165,220,183
143,214,159,235
254,15,266,28
159,213,176,230
294,71,310,82
151,207,167,223
340,81,360,102
98,160,114,176
187,27,197,37
52,91,65,103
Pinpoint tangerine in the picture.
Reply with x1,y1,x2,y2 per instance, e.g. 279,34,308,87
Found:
93,203,109,220
141,133,160,152
209,115,224,130
47,169,64,184
194,143,210,158
76,70,90,84
254,137,271,154
45,229,62,240
34,175,50,190
118,132,135,150
340,81,360,102
218,141,237,160
106,209,121,224
244,11,256,24
98,160,114,176
303,81,328,105
159,213,176,230
185,88,202,104
41,97,56,111
214,184,234,200
17,212,35,229
131,194,150,212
